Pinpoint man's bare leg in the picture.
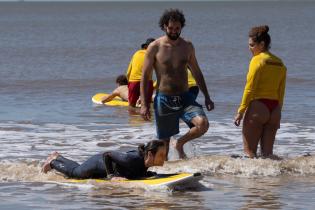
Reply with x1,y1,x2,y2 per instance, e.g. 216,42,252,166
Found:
242,100,270,158
260,106,281,157
161,138,170,160
175,116,209,159
42,151,60,173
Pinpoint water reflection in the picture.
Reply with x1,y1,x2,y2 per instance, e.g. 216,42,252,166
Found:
74,184,207,210
238,178,284,209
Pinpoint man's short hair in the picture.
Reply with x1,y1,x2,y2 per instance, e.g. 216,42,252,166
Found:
159,9,186,31
116,75,128,86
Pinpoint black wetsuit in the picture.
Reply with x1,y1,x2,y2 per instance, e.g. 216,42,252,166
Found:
50,150,155,179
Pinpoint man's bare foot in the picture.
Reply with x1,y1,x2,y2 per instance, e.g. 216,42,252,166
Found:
41,151,60,173
174,141,187,159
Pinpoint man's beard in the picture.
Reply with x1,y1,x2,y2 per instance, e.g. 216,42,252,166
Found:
166,31,180,40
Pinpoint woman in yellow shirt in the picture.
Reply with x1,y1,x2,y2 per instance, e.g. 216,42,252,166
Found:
234,25,287,158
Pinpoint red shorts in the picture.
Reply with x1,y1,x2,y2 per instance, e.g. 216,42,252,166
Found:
128,80,154,107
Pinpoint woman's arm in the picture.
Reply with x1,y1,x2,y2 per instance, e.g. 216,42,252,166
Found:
278,66,287,109
103,152,116,178
235,58,262,126
237,58,262,114
103,151,136,179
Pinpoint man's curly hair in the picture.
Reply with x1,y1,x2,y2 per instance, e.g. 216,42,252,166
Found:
159,9,186,31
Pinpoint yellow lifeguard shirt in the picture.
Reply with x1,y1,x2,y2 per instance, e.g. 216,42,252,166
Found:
126,49,152,82
187,68,197,88
238,52,287,114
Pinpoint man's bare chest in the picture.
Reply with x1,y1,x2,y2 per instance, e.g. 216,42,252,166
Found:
156,46,189,66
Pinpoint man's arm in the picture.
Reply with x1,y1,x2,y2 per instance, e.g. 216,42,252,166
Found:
140,43,157,120
187,43,214,111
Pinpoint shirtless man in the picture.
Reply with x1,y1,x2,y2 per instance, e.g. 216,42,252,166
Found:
140,9,214,159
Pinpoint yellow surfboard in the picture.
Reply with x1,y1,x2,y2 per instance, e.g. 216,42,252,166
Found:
92,93,129,106
67,173,202,188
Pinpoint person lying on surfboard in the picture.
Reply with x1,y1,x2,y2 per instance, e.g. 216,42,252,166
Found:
100,75,129,104
42,140,166,180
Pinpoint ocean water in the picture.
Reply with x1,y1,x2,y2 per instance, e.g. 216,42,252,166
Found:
0,1,315,209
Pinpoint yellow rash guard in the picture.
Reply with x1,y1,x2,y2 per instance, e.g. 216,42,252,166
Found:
126,49,152,82
238,52,287,114
187,68,197,88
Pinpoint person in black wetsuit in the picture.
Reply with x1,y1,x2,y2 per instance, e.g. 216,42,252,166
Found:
41,140,166,180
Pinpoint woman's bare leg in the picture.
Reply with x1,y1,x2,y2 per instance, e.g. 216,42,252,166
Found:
242,101,270,158
260,106,281,157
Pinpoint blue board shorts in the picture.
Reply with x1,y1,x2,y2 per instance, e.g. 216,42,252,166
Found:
154,91,207,139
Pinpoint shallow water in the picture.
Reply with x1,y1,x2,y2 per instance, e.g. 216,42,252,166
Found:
0,1,315,209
